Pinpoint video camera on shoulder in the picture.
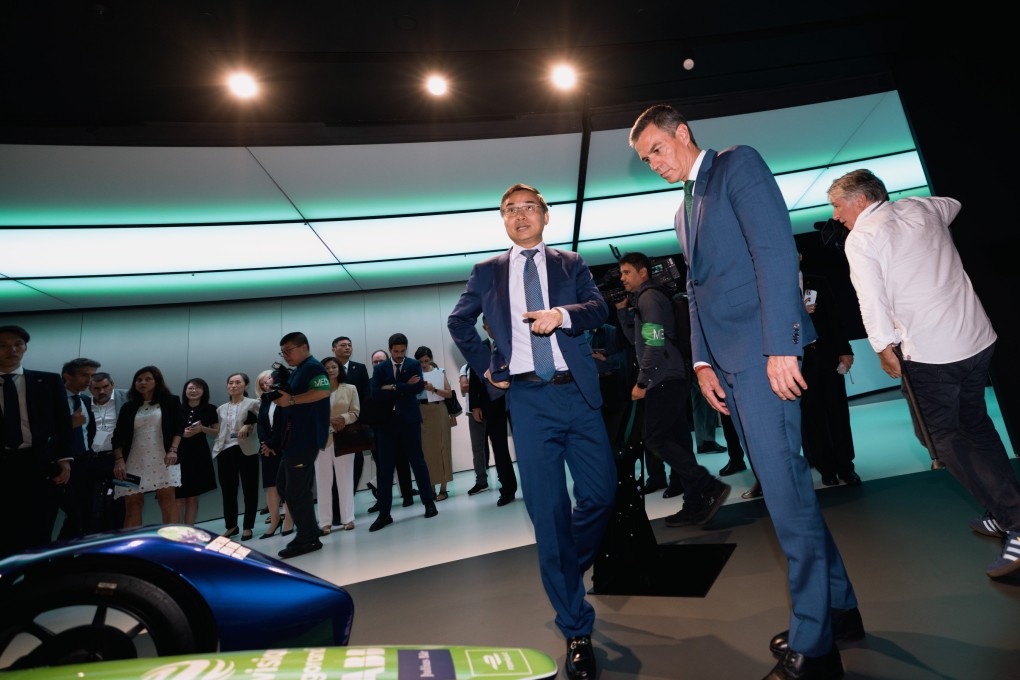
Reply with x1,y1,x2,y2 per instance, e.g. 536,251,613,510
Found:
261,361,292,403
592,245,686,307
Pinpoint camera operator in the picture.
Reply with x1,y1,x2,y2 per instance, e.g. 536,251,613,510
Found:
614,252,729,527
272,332,331,559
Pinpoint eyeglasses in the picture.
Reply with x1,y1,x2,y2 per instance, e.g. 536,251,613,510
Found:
500,203,542,218
278,345,299,357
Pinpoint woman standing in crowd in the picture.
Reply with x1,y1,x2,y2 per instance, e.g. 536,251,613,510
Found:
415,346,454,501
175,377,219,525
255,369,291,538
212,372,261,540
315,356,360,534
112,365,184,527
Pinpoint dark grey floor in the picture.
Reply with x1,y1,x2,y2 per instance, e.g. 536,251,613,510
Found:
344,463,1020,679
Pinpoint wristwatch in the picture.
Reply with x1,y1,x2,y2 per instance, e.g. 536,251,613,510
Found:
288,395,296,406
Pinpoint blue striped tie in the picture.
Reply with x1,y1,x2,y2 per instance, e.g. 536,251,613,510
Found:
522,250,556,381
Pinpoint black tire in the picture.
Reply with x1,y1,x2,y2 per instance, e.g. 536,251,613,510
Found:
0,571,199,670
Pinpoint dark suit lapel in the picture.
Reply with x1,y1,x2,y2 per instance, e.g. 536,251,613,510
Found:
688,150,716,261
543,247,566,307
493,250,513,363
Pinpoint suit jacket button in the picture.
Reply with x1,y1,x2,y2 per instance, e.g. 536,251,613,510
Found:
692,279,700,286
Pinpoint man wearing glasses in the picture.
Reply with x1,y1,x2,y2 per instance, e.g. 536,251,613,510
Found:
274,332,331,559
448,184,617,680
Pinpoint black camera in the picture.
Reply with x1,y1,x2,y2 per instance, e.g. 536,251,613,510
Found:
593,245,686,308
815,219,849,248
261,361,292,403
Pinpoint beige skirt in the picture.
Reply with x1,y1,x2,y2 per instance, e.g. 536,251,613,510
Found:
420,401,453,484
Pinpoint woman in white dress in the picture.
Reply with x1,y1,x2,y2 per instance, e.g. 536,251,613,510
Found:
414,346,454,501
112,365,184,528
315,357,360,534
211,373,261,540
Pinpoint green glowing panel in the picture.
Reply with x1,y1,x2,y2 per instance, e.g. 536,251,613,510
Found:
2,224,334,278
0,279,78,312
0,145,303,226
314,205,576,262
345,252,510,289
576,232,683,268
17,266,358,309
252,134,582,219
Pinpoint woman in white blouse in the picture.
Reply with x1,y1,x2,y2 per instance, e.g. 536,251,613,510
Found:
315,356,361,533
414,346,454,501
211,372,261,540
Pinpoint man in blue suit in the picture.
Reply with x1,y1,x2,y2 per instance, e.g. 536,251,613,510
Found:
368,332,438,532
448,183,617,680
630,105,860,680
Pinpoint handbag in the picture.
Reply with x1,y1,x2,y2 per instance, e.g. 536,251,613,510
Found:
333,422,374,456
440,369,464,417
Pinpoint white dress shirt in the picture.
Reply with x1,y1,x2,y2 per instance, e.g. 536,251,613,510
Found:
844,196,996,363
508,242,572,375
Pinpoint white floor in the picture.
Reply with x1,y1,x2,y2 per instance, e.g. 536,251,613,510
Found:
197,388,1014,587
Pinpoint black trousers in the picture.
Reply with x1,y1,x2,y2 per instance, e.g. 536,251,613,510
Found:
642,378,713,506
58,451,123,538
800,345,856,477
3,447,62,558
276,448,319,543
483,396,517,497
217,445,260,531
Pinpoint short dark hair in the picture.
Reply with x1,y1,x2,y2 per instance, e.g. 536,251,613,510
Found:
62,357,101,377
388,332,408,349
500,183,549,213
619,251,651,274
414,345,433,361
332,336,352,348
92,372,113,384
0,325,30,343
182,377,211,406
629,103,697,146
128,365,171,403
280,331,309,348
227,372,250,398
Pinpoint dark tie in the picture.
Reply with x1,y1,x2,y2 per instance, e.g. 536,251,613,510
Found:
2,374,24,449
71,394,87,455
394,363,402,379
522,249,556,381
684,179,695,224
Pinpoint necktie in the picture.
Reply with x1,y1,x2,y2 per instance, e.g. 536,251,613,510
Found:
684,179,695,224
71,394,87,455
522,249,556,381
2,374,23,449
394,363,402,379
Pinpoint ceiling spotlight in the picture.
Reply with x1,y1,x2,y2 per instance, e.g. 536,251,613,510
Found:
426,74,448,96
551,64,577,90
226,72,258,98
682,56,696,71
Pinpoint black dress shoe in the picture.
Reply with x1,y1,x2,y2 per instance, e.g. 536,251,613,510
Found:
367,503,380,513
640,479,667,495
764,647,843,680
662,484,684,499
277,539,323,559
423,504,438,518
694,479,730,525
565,635,596,680
369,515,393,532
467,483,489,496
697,441,728,454
496,495,515,507
770,607,865,657
821,475,840,486
719,460,747,476
402,497,415,507
839,471,862,486
741,482,763,499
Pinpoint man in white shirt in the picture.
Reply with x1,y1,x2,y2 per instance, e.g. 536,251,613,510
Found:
831,168,1020,579
89,371,130,529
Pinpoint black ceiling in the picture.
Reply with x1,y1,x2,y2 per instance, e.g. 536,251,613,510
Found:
1,1,940,146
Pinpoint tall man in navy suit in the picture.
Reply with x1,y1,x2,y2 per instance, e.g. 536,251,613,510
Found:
630,106,860,680
448,184,617,680
0,325,73,558
368,332,438,532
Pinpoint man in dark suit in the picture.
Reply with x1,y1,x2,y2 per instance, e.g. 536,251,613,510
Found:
466,318,517,506
368,332,438,532
0,325,73,558
57,357,102,539
631,105,860,680
87,371,128,530
331,336,371,514
448,183,617,680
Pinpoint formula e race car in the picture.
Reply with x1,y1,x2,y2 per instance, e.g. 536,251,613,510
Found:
0,525,354,671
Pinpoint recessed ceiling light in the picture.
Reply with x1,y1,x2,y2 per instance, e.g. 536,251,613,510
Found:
226,72,258,98
551,64,577,90
426,75,448,96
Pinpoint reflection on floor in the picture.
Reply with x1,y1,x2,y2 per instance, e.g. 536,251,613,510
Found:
198,388,1014,587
